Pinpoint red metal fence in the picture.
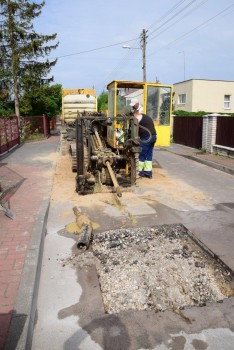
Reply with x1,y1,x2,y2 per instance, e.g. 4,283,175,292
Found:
0,116,20,155
0,114,53,156
21,114,50,136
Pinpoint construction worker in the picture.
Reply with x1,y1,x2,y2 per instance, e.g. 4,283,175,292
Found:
129,98,142,112
131,102,157,178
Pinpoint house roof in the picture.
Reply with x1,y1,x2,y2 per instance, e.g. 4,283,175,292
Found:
173,79,234,85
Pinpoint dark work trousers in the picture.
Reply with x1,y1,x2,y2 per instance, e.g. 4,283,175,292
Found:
139,134,157,178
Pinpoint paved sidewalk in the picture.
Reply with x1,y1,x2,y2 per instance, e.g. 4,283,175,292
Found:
161,143,234,175
0,136,59,350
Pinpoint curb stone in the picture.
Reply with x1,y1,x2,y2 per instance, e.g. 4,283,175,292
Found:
182,155,234,176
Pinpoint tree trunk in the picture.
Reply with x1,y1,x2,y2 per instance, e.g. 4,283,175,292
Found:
13,74,20,124
8,2,20,124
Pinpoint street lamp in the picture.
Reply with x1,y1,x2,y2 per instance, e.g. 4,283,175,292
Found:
122,29,147,82
178,51,186,81
122,45,146,82
122,45,137,49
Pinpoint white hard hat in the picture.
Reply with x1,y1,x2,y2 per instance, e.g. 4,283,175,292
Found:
130,98,139,106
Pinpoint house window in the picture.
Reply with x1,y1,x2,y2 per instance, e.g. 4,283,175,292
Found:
178,94,186,105
224,95,231,109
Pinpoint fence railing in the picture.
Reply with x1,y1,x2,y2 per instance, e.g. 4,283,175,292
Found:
0,116,20,155
21,114,50,138
0,114,52,156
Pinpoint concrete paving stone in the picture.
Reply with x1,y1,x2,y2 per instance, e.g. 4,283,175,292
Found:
0,135,59,350
125,202,157,215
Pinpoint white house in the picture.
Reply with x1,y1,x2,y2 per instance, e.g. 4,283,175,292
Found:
173,79,234,113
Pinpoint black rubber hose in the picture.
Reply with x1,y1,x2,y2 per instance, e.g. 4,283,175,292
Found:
139,124,152,143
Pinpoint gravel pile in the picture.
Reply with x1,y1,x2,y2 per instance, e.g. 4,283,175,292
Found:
68,224,234,314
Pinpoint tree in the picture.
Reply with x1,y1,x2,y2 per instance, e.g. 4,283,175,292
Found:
20,83,62,118
98,90,108,112
0,0,58,121
0,89,14,116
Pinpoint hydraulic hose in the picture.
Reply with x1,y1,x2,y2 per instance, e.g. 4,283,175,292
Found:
138,124,152,143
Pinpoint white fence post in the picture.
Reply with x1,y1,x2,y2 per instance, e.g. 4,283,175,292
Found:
202,114,218,153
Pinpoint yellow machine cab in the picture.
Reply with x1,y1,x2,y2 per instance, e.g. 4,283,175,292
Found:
107,80,173,146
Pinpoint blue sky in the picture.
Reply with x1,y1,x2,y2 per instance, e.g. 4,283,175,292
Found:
35,0,234,95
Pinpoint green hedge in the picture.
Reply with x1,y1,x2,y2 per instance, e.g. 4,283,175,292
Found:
173,110,234,117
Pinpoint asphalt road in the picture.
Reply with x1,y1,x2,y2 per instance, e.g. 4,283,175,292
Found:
31,148,234,350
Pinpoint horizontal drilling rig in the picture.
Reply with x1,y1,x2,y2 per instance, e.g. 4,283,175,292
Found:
61,81,173,197
75,113,141,197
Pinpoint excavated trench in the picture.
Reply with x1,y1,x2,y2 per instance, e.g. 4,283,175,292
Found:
68,224,234,314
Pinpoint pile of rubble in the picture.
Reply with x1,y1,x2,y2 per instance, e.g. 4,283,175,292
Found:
69,224,234,314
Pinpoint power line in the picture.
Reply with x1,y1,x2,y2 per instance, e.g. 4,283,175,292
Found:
46,37,140,61
147,0,208,43
147,0,188,31
147,4,234,58
99,0,207,82
109,3,232,83
41,1,200,62
26,2,233,90
96,38,142,91
40,1,204,65
97,49,135,92
148,0,198,37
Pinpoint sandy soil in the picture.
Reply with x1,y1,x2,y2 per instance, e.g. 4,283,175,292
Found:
50,152,214,213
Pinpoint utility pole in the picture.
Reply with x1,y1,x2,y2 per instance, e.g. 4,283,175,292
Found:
141,29,147,82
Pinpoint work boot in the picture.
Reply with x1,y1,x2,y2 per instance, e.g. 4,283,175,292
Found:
143,172,152,179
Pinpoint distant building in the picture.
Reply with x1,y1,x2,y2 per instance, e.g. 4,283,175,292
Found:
173,79,234,113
